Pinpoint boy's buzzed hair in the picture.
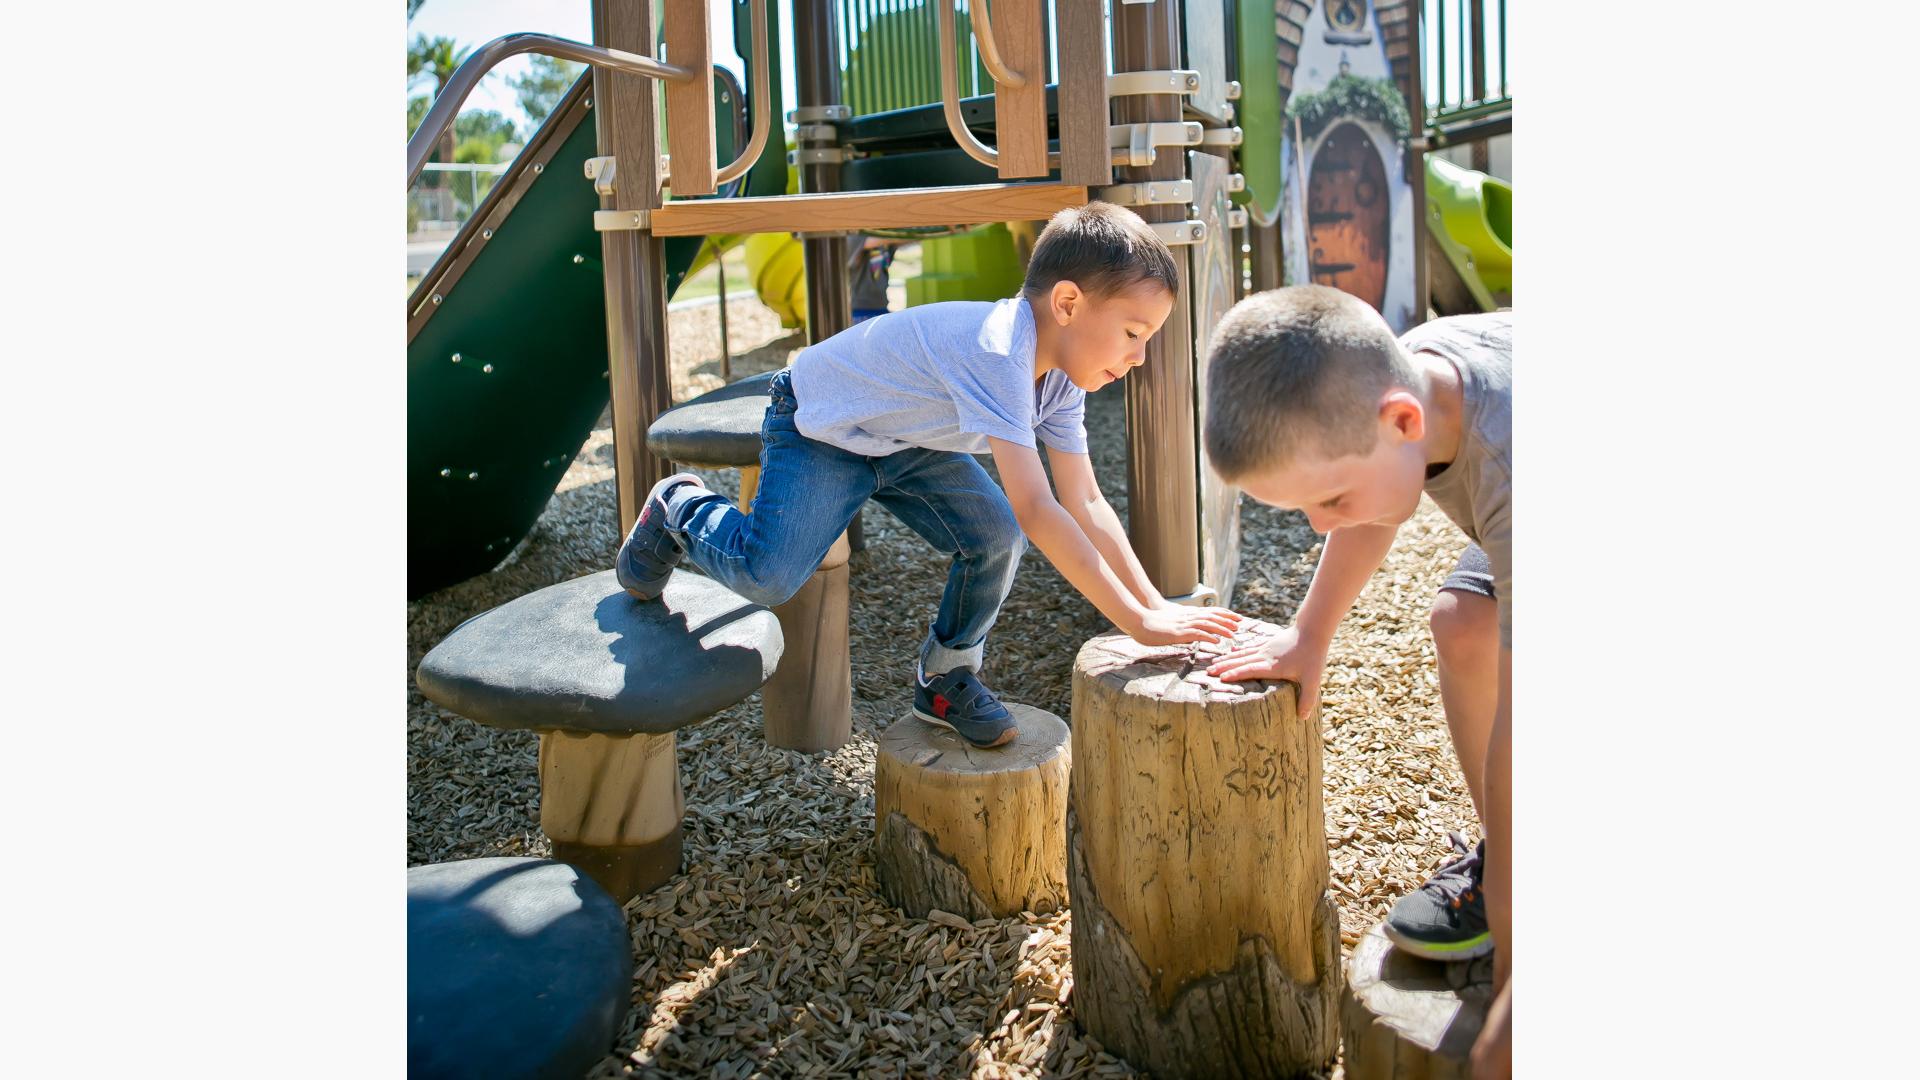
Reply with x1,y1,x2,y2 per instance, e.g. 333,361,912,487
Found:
1204,285,1421,480
1023,201,1180,301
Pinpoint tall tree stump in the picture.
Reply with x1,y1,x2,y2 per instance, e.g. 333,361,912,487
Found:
874,705,1070,920
762,529,853,752
1341,923,1494,1079
538,730,684,903
1067,633,1340,1077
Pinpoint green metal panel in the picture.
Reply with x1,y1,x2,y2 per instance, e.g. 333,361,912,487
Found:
409,17,786,598
1232,0,1284,224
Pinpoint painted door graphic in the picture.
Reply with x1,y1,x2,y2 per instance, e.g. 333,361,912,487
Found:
1307,122,1390,310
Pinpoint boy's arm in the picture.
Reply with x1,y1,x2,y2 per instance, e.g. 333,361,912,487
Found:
989,438,1239,646
1207,522,1398,713
1044,445,1167,609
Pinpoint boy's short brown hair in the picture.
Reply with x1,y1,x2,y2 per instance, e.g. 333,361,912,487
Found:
1022,201,1180,300
1203,285,1421,480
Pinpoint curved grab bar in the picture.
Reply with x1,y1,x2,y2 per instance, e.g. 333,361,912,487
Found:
408,32,695,189
969,0,1028,89
714,0,770,185
937,1,1001,168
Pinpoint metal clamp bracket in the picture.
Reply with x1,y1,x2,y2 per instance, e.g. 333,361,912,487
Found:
1150,220,1207,246
1110,121,1203,167
1094,179,1193,207
1226,172,1246,193
1107,69,1201,98
1199,126,1244,148
788,104,851,123
593,209,651,231
1227,208,1248,229
583,156,617,196
1225,80,1243,101
794,122,840,143
789,147,855,165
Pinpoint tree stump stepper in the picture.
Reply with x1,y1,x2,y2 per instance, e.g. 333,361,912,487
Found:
873,704,1070,920
1066,629,1341,1078
1341,922,1495,1080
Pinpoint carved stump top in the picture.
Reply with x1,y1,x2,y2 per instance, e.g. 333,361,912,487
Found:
1073,623,1296,706
878,704,1068,776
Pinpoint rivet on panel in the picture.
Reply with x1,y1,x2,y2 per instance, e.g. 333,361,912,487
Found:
439,468,451,477
481,228,493,240
431,294,443,305
482,363,494,373
451,353,462,363
467,472,480,480
532,162,544,173
574,254,585,264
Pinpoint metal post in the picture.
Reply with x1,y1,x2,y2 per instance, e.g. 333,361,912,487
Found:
1113,0,1199,598
716,245,733,380
1249,219,1281,293
1409,0,1430,324
1469,0,1489,172
593,0,675,534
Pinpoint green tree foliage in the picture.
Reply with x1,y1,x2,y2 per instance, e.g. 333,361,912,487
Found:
408,0,426,20
408,94,430,139
509,54,585,128
453,111,518,160
408,34,474,170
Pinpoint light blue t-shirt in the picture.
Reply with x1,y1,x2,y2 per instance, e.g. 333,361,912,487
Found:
788,297,1089,458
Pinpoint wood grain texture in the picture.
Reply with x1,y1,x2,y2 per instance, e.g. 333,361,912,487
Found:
1066,632,1339,1077
1053,0,1112,186
873,704,1069,919
648,183,1090,236
762,560,852,751
1341,923,1493,1080
663,0,717,196
993,0,1049,178
538,730,684,901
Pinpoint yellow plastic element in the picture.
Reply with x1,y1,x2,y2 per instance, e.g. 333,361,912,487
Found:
745,230,807,328
1425,157,1512,299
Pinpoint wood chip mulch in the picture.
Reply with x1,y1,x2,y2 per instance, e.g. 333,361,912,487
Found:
407,294,1478,1078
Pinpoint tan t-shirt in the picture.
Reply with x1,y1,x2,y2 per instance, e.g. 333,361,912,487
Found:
1402,313,1512,647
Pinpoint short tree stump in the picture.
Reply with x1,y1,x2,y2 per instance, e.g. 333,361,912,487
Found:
1066,632,1340,1077
874,704,1070,920
1341,922,1495,1079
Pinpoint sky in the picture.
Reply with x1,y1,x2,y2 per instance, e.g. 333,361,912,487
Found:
406,0,790,144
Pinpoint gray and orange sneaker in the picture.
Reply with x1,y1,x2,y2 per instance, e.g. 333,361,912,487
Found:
615,472,704,600
911,666,1017,748
1383,832,1492,961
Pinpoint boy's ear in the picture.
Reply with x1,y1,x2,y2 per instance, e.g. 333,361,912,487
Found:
1379,390,1426,443
1048,280,1082,324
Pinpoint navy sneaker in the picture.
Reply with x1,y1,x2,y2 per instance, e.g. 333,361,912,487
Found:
911,666,1017,748
1383,832,1492,961
615,471,704,600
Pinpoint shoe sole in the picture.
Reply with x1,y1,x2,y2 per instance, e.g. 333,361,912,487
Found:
1380,921,1493,961
911,707,1018,748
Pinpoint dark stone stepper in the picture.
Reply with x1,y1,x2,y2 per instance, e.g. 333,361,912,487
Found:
415,569,784,735
645,369,777,468
408,857,633,1080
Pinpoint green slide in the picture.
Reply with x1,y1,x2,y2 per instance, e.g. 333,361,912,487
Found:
1424,156,1512,313
408,2,784,598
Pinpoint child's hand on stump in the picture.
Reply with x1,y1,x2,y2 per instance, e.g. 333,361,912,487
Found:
1205,624,1329,715
1127,605,1242,647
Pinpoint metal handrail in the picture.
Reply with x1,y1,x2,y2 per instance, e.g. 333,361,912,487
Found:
407,32,695,188
714,0,770,185
968,0,1028,89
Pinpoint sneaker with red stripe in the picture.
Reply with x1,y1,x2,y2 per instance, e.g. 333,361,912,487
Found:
911,666,1016,748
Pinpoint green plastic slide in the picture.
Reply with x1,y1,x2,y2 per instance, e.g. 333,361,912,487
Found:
1424,156,1512,311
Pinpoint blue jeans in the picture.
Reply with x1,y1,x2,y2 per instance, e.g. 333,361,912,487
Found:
664,369,1026,674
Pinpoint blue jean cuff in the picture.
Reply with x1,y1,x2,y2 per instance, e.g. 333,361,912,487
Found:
920,631,984,677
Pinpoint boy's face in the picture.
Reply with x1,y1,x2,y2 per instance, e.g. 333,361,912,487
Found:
1235,400,1430,535
1043,280,1176,392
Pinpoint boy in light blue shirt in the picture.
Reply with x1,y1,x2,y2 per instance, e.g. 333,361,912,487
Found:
616,202,1243,747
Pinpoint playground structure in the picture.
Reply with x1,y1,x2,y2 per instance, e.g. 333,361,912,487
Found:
407,1,1513,1074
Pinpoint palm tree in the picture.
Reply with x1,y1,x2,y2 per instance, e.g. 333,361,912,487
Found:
408,34,471,171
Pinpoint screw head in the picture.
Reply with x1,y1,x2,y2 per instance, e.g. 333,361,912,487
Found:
467,471,479,480
439,468,451,477
451,353,461,363
482,363,494,373
431,294,443,305
481,228,493,240
573,254,585,264
543,459,552,467
532,162,544,173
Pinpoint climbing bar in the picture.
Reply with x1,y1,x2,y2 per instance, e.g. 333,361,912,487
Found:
714,0,771,185
406,32,695,188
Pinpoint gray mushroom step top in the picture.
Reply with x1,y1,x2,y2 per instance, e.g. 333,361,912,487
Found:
416,569,783,735
646,369,778,468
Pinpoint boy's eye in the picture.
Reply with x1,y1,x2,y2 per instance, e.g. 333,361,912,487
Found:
1319,496,1342,510
1125,330,1139,340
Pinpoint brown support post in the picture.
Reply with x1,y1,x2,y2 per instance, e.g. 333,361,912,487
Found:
1469,0,1489,173
994,0,1050,178
664,0,718,196
1055,0,1113,186
1113,0,1199,599
594,0,674,534
1408,0,1430,325
1249,219,1281,293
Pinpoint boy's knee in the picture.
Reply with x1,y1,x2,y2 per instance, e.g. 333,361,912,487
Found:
1431,588,1499,659
736,562,814,608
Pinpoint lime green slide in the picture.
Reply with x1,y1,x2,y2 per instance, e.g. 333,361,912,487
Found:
1424,156,1511,312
